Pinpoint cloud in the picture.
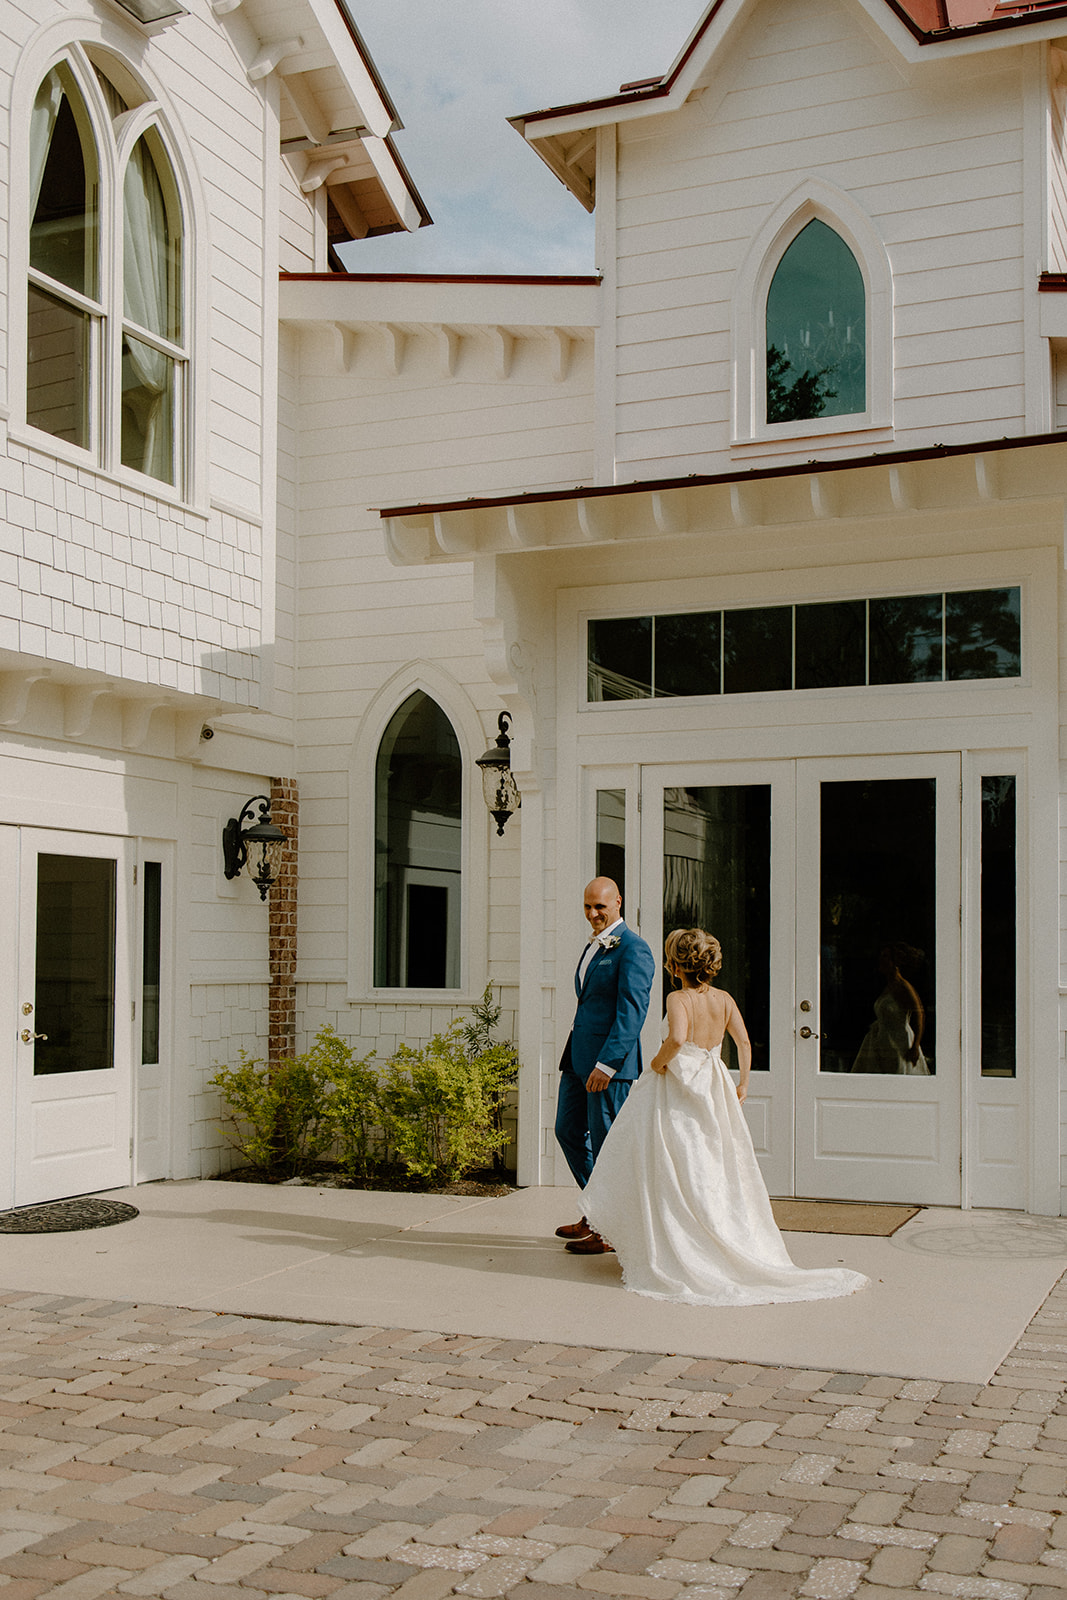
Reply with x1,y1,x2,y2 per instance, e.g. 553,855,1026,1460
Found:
338,0,704,273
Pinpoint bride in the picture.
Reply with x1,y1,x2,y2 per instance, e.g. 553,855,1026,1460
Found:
582,927,868,1307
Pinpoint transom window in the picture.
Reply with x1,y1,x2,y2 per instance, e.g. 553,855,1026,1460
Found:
766,219,865,424
27,52,187,489
587,587,1021,701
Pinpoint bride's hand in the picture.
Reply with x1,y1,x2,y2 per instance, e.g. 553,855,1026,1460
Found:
736,1083,747,1104
650,1062,669,1074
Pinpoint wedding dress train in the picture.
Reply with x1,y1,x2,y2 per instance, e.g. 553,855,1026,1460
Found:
582,1040,868,1307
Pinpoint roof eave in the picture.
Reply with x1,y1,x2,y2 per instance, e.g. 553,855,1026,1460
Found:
380,431,1067,565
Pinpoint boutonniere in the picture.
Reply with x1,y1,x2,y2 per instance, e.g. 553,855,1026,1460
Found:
601,935,621,951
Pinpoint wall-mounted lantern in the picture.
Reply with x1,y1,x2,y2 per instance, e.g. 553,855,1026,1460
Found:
223,795,286,900
475,712,521,836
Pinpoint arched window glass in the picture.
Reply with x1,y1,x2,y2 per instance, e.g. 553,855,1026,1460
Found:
26,52,188,490
122,132,183,483
27,65,99,449
766,219,865,424
30,66,97,296
374,692,462,989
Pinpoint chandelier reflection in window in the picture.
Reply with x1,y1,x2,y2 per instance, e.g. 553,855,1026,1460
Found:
766,219,865,424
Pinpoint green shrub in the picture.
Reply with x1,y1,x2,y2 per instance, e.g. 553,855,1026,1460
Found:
209,1042,335,1176
319,1033,386,1181
381,1004,518,1186
211,993,518,1188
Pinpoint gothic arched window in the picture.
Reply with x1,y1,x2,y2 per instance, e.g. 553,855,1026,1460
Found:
765,219,865,425
27,51,188,488
374,691,462,989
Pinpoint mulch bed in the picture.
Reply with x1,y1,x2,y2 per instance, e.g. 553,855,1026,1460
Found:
215,1165,514,1198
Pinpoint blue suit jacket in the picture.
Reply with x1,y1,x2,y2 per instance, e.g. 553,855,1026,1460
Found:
560,923,656,1083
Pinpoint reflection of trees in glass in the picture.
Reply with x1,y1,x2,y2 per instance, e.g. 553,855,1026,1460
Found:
723,606,792,694
765,219,865,423
869,594,942,685
766,344,837,424
795,599,866,689
653,611,721,698
946,589,1021,681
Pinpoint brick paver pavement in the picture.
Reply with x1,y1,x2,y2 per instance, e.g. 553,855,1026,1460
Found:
2,1273,1067,1599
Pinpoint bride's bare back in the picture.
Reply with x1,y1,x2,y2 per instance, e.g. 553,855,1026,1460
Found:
675,984,733,1050
649,979,753,1101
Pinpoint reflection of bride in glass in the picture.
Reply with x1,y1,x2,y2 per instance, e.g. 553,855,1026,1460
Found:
851,942,929,1075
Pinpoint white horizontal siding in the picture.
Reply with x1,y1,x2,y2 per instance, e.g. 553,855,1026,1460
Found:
280,159,316,273
612,0,1027,477
291,331,591,987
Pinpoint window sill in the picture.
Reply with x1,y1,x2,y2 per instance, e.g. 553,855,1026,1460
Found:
9,424,209,522
348,987,480,1009
731,417,893,452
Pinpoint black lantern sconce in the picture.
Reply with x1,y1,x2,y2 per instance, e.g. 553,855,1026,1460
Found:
222,795,286,900
476,712,522,836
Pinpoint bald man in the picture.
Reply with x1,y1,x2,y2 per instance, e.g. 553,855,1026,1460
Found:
554,877,655,1253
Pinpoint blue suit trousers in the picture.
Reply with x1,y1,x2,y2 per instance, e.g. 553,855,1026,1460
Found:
554,1065,633,1190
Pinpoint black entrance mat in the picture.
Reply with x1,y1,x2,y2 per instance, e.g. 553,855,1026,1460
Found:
0,1198,139,1234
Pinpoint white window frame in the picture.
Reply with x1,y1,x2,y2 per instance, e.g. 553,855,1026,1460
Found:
348,663,490,1006
11,37,194,502
732,179,893,446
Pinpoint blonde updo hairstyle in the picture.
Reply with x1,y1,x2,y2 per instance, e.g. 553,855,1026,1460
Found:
665,927,723,988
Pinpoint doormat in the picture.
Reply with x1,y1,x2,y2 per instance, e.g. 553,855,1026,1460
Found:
771,1198,920,1236
0,1198,139,1234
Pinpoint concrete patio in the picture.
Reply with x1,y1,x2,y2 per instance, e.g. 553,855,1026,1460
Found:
3,1181,1067,1384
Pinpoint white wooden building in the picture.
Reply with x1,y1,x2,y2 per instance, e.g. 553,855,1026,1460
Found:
9,0,1067,1220
0,0,425,1207
285,0,1067,1217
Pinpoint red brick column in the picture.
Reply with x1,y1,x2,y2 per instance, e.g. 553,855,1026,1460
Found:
268,777,298,1068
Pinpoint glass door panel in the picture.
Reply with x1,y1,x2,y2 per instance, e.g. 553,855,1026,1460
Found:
795,755,961,1204
33,854,116,1077
15,831,133,1205
640,763,796,1196
662,786,771,1073
818,779,936,1078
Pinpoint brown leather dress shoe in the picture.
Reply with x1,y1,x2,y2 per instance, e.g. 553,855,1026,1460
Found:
555,1217,591,1239
565,1232,615,1254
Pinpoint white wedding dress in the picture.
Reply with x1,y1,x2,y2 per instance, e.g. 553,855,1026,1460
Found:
582,1037,868,1307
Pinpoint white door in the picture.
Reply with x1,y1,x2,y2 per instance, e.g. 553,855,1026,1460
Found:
793,755,961,1204
638,762,797,1196
638,755,961,1205
10,829,134,1206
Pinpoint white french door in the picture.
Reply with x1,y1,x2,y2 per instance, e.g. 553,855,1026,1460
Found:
3,828,134,1207
636,754,961,1205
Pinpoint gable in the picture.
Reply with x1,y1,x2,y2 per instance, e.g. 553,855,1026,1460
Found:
512,0,1064,210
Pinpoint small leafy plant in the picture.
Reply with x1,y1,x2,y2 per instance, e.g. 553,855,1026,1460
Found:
380,1011,517,1185
322,1034,387,1181
209,1044,335,1176
210,991,518,1188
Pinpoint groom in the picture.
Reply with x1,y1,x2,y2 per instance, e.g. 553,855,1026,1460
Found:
555,876,655,1254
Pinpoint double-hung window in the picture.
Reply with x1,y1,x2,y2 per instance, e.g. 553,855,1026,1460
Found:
27,51,187,491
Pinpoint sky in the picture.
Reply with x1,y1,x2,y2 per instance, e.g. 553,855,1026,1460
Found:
338,0,706,275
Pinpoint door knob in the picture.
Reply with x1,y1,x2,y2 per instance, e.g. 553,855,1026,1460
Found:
20,1029,48,1043
799,1000,812,1012
799,1026,821,1040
